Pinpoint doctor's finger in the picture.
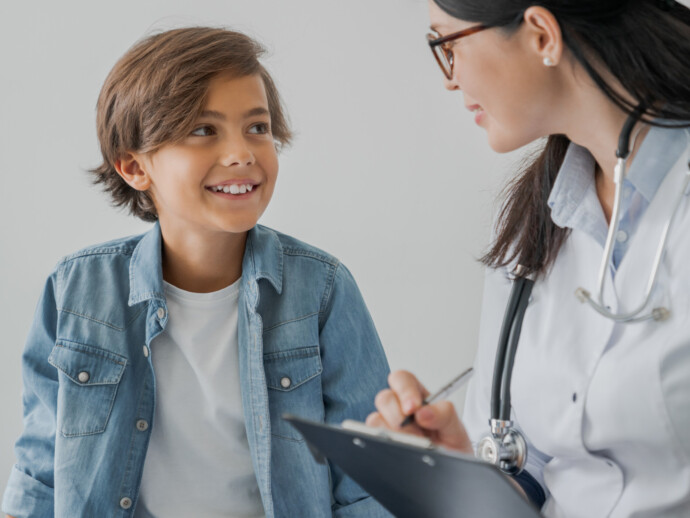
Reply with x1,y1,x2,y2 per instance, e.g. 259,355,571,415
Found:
365,411,386,428
373,388,406,429
387,370,430,415
415,400,473,453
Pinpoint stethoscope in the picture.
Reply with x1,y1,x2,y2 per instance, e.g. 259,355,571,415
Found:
477,108,690,474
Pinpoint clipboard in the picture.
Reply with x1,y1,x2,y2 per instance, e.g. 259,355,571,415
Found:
284,414,542,518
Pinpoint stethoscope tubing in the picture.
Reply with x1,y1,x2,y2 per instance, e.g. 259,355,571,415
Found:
491,272,534,422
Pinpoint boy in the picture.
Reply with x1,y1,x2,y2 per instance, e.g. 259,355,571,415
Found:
2,27,391,518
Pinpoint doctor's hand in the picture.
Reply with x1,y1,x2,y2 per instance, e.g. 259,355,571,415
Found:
366,370,473,453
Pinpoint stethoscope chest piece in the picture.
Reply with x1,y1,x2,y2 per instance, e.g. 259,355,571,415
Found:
477,419,528,475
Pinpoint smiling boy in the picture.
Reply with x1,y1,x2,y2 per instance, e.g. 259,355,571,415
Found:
2,28,391,518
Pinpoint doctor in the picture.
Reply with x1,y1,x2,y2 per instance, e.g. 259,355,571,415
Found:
367,0,690,516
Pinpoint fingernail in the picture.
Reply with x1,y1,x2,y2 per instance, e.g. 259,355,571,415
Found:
403,399,417,414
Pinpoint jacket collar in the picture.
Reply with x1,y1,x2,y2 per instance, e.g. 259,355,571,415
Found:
128,222,166,306
128,222,283,306
242,224,283,295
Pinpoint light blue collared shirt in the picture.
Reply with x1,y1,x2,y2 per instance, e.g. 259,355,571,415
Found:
547,124,688,274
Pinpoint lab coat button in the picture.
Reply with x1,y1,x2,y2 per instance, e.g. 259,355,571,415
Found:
280,377,292,389
157,307,166,319
572,392,577,402
78,371,90,383
136,419,149,432
120,497,132,509
616,230,628,243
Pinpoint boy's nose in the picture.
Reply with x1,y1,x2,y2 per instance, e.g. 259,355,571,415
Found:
220,140,255,167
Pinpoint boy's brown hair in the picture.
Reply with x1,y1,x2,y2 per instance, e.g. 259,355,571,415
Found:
91,27,292,222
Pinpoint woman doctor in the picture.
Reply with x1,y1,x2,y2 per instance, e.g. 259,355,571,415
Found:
367,0,690,516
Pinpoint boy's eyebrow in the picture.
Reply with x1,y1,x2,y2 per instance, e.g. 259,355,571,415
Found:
198,107,270,120
199,110,227,121
242,107,270,118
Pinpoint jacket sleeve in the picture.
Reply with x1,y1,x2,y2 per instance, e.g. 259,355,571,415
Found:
2,272,59,518
318,263,393,518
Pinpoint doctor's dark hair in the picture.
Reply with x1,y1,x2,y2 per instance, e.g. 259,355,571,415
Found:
90,27,292,222
432,0,690,276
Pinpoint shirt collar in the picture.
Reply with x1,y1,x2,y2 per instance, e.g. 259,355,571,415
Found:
626,124,688,202
548,124,688,229
547,142,599,230
128,222,284,306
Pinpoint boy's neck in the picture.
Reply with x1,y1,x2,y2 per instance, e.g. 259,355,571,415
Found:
160,225,247,293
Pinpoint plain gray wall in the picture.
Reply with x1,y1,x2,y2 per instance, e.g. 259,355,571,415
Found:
0,0,527,494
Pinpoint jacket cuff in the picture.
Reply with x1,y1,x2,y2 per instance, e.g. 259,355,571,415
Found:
2,465,54,518
333,496,394,517
512,469,546,509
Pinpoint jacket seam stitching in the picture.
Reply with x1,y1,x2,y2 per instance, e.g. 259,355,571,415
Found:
56,308,126,331
262,312,319,333
318,263,339,328
282,247,338,266
59,247,136,263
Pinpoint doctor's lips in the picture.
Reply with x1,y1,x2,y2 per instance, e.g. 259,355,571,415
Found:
206,179,259,196
466,103,485,124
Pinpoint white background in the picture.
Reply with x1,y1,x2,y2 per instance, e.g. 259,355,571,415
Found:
0,0,528,494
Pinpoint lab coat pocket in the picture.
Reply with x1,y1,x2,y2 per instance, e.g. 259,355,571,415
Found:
264,346,323,441
48,340,127,437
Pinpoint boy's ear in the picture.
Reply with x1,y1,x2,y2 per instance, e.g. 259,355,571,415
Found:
114,153,152,192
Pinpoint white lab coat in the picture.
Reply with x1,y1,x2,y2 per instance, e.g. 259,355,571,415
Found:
464,145,690,517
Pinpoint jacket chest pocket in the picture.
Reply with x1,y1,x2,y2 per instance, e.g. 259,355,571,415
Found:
264,346,323,441
48,341,127,437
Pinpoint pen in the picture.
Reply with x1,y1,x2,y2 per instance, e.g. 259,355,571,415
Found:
399,367,474,428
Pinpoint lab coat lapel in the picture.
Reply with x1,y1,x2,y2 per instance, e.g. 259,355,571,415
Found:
614,150,690,315
512,231,616,454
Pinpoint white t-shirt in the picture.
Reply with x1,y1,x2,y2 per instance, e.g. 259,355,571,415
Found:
134,279,264,518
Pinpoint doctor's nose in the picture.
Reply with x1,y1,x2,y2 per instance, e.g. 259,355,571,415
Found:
443,75,461,92
220,138,255,168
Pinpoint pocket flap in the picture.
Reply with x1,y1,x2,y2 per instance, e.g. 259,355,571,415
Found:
264,346,322,391
48,341,127,386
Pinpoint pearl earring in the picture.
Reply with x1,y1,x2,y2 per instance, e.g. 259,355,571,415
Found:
543,57,555,67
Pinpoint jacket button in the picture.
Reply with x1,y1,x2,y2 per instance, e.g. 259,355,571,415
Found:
136,419,149,432
78,371,90,383
280,377,292,389
157,307,166,319
143,345,150,358
120,497,132,509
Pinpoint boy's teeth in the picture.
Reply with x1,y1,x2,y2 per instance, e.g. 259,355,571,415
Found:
212,184,254,194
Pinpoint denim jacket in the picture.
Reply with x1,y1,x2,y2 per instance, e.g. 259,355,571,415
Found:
2,223,392,518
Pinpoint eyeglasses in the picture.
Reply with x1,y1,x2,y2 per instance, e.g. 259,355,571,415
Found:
427,25,489,79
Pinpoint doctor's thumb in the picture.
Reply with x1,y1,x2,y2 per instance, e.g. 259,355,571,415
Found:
415,400,473,453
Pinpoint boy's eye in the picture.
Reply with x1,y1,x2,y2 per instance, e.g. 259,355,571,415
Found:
248,122,270,135
190,125,216,137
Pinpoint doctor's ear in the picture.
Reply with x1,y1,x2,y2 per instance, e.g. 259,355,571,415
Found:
521,6,564,67
114,153,152,192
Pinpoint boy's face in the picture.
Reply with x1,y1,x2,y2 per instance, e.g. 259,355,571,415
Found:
131,73,279,237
